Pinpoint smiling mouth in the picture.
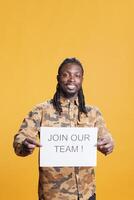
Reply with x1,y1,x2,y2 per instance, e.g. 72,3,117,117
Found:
66,84,76,90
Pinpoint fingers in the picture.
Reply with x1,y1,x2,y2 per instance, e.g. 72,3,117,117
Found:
97,136,114,155
97,137,110,146
105,146,114,155
23,140,36,149
22,138,41,154
97,140,108,150
98,145,112,155
24,138,41,147
103,143,112,149
103,146,113,155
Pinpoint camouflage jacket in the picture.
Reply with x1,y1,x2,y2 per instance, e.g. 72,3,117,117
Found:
13,97,112,200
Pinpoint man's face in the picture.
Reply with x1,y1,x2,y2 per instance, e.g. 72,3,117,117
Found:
58,63,83,98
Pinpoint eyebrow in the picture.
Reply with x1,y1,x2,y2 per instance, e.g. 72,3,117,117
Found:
61,70,82,74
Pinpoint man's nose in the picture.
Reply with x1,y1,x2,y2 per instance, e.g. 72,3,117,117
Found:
68,74,75,82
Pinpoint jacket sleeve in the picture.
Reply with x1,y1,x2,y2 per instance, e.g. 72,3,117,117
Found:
94,107,113,141
13,105,43,156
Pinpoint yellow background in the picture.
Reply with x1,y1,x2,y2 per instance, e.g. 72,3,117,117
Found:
0,0,134,199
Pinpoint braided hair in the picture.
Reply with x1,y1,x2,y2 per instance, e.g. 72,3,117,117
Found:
53,58,87,116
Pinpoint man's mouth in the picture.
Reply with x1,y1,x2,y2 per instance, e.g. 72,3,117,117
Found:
66,84,76,90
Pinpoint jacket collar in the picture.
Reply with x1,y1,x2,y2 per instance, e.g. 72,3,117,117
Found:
60,96,79,107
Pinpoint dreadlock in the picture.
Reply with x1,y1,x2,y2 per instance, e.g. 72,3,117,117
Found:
53,58,87,116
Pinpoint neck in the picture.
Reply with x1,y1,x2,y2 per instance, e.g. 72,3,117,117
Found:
60,91,78,101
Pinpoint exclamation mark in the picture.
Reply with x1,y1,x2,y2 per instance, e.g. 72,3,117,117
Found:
81,145,83,152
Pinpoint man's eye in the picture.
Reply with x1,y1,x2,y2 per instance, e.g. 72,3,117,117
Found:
75,74,81,78
61,73,69,78
61,73,82,78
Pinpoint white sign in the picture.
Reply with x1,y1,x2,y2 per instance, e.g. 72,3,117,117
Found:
40,127,98,167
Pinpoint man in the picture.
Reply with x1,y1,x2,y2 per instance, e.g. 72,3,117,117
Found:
13,58,114,200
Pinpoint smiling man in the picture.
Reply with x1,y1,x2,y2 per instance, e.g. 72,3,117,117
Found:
13,58,114,200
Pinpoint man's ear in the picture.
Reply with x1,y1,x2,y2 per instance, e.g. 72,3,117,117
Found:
82,76,84,82
57,75,60,82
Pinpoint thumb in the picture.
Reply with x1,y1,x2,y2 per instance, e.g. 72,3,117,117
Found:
25,138,42,147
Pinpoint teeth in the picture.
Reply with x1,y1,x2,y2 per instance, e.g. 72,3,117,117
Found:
67,85,76,89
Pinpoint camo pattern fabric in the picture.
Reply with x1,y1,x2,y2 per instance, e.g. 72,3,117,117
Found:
13,97,112,200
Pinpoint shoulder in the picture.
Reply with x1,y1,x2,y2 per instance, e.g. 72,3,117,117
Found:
85,104,102,116
29,99,54,115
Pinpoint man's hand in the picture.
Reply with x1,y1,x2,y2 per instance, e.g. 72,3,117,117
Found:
97,135,114,155
22,138,41,154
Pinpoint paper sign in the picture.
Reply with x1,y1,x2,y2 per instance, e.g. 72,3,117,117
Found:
40,127,98,167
